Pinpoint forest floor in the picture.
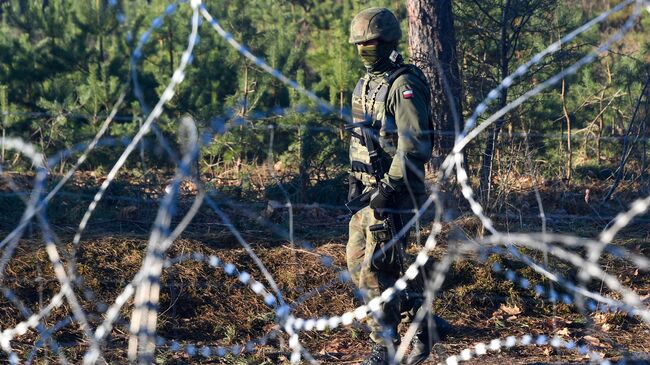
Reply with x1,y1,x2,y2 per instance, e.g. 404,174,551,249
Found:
0,173,649,364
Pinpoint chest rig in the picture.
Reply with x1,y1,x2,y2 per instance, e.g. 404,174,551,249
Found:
349,65,414,186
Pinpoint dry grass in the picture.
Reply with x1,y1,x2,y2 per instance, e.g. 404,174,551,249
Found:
0,173,648,364
0,222,647,364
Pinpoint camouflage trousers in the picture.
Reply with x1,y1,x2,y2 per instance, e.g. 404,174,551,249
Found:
346,206,424,345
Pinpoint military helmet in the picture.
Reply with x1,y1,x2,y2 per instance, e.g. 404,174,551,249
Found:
348,7,401,44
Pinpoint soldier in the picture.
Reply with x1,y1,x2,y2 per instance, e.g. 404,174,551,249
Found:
345,7,449,365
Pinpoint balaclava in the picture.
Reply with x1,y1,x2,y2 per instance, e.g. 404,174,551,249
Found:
357,41,398,73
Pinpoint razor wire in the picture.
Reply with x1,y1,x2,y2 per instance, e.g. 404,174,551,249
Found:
0,0,649,364
0,1,636,362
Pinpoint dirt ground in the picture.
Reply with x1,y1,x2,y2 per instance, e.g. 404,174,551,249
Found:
0,177,649,364
0,224,648,364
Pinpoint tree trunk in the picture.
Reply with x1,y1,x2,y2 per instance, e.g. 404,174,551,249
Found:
339,89,345,140
1,84,6,164
562,79,573,183
298,125,308,204
479,0,511,206
406,0,463,163
96,0,103,74
597,89,604,162
598,61,613,162
604,74,650,200
168,23,175,74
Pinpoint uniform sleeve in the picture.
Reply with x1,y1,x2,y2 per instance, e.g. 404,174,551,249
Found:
384,76,432,192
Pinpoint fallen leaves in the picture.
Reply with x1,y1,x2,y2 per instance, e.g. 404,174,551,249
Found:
492,304,524,326
555,327,570,337
582,335,612,350
582,335,601,347
591,311,619,332
500,304,522,316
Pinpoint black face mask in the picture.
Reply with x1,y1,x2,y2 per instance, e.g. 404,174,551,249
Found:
357,42,395,72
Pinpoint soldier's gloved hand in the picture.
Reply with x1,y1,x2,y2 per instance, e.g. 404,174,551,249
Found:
370,183,395,220
347,175,363,201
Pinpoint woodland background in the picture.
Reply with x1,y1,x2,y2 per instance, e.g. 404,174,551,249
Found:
0,0,648,207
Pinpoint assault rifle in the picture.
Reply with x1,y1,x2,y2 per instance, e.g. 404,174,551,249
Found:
345,188,374,215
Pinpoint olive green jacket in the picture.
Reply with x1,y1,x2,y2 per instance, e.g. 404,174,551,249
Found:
349,66,432,197
383,70,432,195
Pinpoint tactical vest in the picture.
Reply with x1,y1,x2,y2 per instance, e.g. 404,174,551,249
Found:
349,64,429,186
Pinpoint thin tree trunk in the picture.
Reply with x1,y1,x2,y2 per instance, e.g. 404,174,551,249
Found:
597,90,604,162
235,65,250,178
597,62,612,163
339,89,344,140
561,79,572,183
96,0,103,74
406,0,463,163
558,110,564,157
168,23,175,74
479,0,511,205
99,36,104,73
641,115,647,189
1,84,6,164
298,125,309,203
242,65,249,115
604,74,650,200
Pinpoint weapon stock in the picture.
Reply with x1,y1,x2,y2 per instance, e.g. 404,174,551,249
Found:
345,189,374,214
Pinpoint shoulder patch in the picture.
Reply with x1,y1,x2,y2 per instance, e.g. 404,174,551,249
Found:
402,89,414,99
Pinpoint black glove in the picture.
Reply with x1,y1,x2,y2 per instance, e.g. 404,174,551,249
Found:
347,175,363,201
370,183,395,220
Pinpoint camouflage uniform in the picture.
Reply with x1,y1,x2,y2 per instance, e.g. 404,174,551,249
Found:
346,8,433,348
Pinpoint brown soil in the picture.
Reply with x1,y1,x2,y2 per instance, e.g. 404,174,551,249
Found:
0,174,648,364
0,220,648,364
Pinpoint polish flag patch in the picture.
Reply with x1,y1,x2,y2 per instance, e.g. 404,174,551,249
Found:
402,89,414,99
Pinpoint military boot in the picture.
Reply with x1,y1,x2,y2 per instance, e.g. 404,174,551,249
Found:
362,343,390,365
404,315,452,365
